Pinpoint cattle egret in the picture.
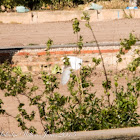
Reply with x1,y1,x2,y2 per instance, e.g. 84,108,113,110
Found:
61,56,82,85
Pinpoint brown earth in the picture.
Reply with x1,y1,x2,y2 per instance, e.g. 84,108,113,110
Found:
0,18,140,139
0,18,140,47
0,69,140,138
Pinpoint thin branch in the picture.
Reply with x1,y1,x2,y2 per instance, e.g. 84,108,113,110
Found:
89,24,108,88
86,20,110,106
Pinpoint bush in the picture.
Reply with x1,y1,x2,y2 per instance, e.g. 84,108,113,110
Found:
0,13,139,134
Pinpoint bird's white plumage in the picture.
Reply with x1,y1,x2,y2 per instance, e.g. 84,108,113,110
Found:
61,66,71,85
61,56,82,85
67,56,82,70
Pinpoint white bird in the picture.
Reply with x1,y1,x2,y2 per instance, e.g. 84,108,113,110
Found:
61,56,82,85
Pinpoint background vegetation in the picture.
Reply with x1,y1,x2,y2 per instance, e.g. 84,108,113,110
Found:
0,0,135,11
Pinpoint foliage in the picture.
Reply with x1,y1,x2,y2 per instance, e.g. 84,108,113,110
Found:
17,0,41,10
0,0,131,11
0,0,46,11
51,64,61,74
0,12,139,135
0,62,37,132
82,11,111,102
72,18,83,51
0,0,16,11
40,32,139,133
116,33,138,63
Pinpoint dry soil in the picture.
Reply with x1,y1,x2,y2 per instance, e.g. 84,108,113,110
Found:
0,18,140,47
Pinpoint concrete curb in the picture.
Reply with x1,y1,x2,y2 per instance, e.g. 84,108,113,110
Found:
0,41,140,50
2,127,140,140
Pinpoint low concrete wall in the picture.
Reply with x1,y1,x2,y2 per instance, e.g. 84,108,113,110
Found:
0,9,140,24
0,12,31,24
0,43,138,72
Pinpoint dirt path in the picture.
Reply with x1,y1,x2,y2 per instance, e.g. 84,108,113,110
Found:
0,19,140,47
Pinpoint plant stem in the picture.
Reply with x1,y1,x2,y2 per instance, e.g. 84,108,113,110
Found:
88,22,110,106
89,24,109,91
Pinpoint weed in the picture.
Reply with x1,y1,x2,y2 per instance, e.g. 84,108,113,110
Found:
123,9,133,19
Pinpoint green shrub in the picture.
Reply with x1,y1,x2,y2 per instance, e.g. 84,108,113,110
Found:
0,13,139,134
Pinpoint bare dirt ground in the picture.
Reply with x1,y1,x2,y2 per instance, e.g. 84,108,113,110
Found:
0,18,140,139
0,69,140,138
0,18,140,47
